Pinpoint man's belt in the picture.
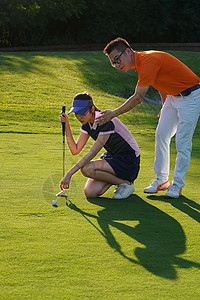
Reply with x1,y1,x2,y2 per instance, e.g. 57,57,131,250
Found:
176,83,200,97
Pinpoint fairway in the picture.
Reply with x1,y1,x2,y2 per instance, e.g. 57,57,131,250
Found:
0,51,200,299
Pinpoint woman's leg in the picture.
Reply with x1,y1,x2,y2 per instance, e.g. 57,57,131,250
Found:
81,159,129,185
80,159,130,197
84,178,112,198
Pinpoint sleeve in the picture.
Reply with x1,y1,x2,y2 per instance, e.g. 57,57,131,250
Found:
98,121,115,135
81,128,89,135
81,124,89,135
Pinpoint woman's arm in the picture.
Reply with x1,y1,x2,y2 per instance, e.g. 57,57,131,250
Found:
60,113,89,155
60,134,110,190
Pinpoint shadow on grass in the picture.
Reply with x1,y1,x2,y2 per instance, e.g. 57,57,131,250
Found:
0,52,53,76
147,195,200,223
66,195,200,280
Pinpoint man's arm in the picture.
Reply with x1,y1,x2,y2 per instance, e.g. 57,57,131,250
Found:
157,92,167,117
96,86,149,124
159,92,167,105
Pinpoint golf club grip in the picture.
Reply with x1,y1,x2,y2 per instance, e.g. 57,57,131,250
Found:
62,106,66,136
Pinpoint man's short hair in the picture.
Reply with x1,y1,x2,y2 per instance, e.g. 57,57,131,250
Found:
103,37,132,55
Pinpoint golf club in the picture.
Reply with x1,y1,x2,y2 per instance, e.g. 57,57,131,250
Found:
56,105,67,196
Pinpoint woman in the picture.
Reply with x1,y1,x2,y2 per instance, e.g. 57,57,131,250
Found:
60,91,140,199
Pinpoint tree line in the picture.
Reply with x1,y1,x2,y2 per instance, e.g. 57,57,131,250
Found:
0,0,200,47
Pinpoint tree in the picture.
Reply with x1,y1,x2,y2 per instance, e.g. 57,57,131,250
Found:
0,0,199,46
0,0,86,46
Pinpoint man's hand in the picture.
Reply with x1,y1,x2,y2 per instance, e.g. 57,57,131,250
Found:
157,109,162,118
96,110,114,125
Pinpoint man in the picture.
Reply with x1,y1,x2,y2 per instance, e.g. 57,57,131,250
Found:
97,37,200,198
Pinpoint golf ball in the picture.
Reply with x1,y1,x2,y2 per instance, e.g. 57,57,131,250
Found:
52,200,57,206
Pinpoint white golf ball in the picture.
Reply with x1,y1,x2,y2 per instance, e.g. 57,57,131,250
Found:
52,200,57,206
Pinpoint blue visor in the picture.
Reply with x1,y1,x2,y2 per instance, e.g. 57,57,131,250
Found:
68,99,94,115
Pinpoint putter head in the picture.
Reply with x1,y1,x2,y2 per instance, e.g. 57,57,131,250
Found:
56,189,66,196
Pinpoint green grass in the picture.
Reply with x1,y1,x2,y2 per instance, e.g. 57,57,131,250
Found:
0,50,200,300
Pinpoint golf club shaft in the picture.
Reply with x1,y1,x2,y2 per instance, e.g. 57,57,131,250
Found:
62,106,66,177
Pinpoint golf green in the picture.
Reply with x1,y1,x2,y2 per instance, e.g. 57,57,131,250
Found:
0,51,200,299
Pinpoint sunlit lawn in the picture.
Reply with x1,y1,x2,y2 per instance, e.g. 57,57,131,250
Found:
0,50,200,299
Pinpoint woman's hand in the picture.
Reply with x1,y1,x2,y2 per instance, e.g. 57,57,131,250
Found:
60,172,72,190
60,112,69,124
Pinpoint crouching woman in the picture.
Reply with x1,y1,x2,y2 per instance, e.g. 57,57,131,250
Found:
60,92,140,199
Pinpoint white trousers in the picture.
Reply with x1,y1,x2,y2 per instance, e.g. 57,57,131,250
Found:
154,89,200,188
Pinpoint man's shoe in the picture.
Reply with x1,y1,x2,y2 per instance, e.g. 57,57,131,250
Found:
144,178,170,194
165,184,182,198
113,183,135,199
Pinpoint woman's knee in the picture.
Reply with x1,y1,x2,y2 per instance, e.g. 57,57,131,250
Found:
81,164,89,177
84,185,98,198
81,163,95,177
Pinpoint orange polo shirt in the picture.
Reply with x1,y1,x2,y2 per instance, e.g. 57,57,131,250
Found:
134,51,200,95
